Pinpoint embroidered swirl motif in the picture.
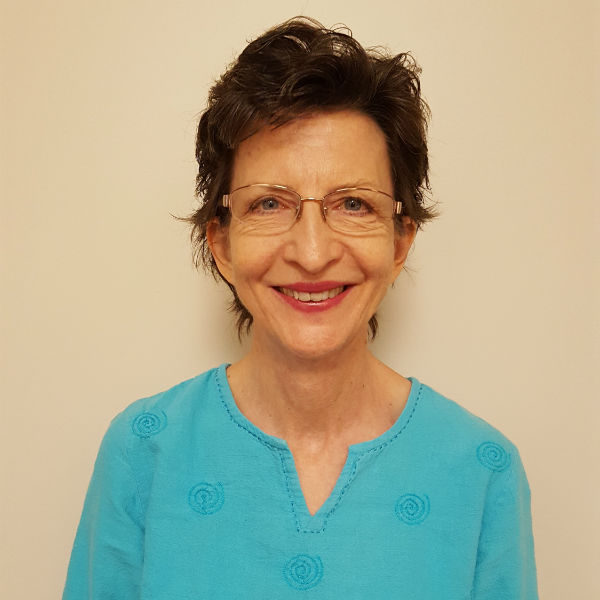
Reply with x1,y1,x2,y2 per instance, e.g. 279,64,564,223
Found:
284,554,323,590
131,411,167,438
395,493,430,525
188,482,225,515
477,442,511,472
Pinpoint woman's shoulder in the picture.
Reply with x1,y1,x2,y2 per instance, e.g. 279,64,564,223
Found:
400,380,531,509
102,364,226,447
410,378,522,463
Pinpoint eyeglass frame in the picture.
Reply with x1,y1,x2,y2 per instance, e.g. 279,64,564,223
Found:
221,183,403,233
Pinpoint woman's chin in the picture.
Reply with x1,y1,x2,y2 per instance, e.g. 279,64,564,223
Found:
255,323,366,362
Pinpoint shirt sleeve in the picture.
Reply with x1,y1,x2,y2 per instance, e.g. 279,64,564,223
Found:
471,447,538,599
63,417,144,599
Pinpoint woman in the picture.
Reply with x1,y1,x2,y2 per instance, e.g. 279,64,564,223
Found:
64,17,537,598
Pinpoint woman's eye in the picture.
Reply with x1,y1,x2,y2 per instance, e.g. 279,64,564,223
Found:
341,196,371,213
250,196,281,212
261,197,279,210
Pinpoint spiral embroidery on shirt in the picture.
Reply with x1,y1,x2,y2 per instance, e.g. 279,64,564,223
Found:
477,441,511,472
131,411,167,438
395,493,430,525
284,554,323,590
188,482,224,515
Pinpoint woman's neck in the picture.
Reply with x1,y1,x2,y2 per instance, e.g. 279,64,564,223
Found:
226,336,408,448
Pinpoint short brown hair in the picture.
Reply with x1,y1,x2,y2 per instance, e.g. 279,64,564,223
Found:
187,17,435,337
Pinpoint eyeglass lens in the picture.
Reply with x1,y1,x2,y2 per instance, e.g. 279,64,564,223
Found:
228,185,395,233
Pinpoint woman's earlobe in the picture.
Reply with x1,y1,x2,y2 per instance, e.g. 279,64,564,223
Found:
206,219,234,285
393,217,417,269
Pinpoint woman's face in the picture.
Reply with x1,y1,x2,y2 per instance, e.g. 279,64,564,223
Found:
208,110,416,360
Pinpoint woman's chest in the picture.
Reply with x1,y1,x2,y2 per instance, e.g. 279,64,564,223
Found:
137,442,483,599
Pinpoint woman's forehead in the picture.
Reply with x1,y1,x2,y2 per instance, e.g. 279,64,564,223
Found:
230,110,393,192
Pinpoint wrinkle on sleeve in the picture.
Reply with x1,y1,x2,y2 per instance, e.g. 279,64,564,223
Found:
471,447,538,600
63,415,144,599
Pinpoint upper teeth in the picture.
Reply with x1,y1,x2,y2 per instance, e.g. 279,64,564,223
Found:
280,286,344,302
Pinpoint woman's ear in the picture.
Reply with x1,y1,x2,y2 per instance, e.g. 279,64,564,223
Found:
392,217,417,280
206,219,234,285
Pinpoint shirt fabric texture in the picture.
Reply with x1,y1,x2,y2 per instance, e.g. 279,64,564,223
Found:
63,364,538,599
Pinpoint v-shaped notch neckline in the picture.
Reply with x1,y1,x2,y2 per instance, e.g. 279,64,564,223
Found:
214,363,422,532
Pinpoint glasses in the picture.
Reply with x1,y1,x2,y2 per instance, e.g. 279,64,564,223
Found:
222,184,402,235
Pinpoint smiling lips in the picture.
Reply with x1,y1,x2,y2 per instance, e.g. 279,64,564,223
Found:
278,286,345,302
274,283,351,312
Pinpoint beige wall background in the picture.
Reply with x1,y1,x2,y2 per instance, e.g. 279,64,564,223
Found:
1,0,598,597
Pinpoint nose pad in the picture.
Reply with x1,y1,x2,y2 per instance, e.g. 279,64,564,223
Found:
297,198,327,225
284,197,342,272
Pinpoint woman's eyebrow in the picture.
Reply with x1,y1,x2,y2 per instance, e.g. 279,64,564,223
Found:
329,180,383,190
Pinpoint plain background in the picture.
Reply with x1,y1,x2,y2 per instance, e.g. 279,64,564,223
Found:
1,0,598,597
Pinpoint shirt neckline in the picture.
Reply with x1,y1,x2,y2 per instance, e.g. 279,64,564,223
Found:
214,363,422,455
214,363,423,532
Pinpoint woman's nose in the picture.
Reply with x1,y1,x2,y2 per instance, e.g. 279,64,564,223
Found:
281,200,343,273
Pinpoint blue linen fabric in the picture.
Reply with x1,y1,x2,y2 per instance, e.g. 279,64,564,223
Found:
63,364,538,599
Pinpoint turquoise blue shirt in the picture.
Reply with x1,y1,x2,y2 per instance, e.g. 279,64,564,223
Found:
63,365,538,598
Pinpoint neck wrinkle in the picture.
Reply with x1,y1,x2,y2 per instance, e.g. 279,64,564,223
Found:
227,340,391,446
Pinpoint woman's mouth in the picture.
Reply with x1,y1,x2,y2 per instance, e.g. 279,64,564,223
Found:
277,285,345,302
274,284,351,313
